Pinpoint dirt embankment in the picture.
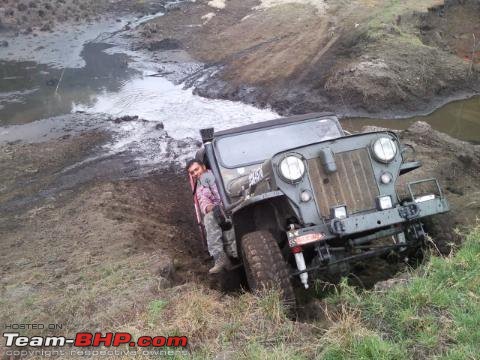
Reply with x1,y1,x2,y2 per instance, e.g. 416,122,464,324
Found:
134,0,480,117
0,131,211,351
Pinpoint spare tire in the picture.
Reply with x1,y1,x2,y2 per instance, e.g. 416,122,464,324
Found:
241,230,296,309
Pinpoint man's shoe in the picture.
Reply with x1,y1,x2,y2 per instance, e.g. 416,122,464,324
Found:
209,253,231,274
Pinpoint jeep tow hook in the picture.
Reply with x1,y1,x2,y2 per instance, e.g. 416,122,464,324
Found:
330,218,346,235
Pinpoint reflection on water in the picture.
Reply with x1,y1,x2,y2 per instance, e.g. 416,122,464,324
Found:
0,43,136,125
342,96,480,143
73,75,279,140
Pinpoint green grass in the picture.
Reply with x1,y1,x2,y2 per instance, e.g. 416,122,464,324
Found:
121,226,480,359
360,0,435,49
321,225,480,359
148,299,168,325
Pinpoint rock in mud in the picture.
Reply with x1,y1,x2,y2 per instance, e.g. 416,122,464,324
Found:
153,255,175,280
112,115,139,123
374,273,411,291
40,22,52,31
147,38,182,51
407,121,432,135
456,152,474,166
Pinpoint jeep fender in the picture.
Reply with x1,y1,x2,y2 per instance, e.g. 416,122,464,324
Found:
232,192,298,251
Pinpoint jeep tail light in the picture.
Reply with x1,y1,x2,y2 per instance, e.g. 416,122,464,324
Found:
291,246,302,253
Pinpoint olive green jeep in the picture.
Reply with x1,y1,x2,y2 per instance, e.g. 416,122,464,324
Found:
191,112,449,304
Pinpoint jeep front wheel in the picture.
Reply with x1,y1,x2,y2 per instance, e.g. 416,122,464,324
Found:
241,230,296,308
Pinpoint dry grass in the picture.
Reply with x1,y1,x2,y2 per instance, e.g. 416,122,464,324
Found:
137,224,479,358
115,284,322,358
322,304,373,348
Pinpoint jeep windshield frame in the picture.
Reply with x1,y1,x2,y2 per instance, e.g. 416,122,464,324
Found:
213,113,343,169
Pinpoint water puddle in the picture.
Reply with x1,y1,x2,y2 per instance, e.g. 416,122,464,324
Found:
342,96,480,143
71,74,279,166
0,19,131,68
0,43,136,125
0,14,278,168
73,75,278,139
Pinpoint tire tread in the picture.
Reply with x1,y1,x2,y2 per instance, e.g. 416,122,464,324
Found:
241,230,295,306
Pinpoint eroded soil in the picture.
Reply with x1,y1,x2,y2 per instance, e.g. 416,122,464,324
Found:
133,0,480,117
0,132,210,350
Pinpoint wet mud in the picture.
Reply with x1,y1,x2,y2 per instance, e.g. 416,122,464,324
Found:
133,0,480,119
0,0,165,32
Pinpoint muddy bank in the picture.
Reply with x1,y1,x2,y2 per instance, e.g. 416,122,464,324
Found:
0,0,165,33
133,0,480,118
0,131,210,349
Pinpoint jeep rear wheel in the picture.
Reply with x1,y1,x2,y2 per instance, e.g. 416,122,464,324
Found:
241,230,296,309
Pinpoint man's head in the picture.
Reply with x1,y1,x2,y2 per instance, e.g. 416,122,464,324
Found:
186,159,207,180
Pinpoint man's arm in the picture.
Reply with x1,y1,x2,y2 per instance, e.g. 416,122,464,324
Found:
201,171,221,204
197,185,215,214
198,171,222,214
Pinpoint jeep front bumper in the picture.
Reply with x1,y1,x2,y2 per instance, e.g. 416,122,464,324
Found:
287,196,449,248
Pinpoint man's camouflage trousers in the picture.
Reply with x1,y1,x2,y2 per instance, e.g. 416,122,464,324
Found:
204,212,237,259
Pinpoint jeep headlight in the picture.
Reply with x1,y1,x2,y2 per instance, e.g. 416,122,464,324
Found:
372,137,397,163
279,155,305,183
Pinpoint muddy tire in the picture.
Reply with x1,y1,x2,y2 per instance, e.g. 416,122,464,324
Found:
241,230,296,309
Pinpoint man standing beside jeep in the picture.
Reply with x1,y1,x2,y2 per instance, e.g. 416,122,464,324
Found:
186,159,231,274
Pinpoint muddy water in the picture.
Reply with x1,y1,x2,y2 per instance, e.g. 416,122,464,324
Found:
0,17,278,169
1,13,478,163
0,43,136,125
342,96,480,143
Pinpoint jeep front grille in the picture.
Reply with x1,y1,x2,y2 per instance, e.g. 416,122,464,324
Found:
307,148,379,217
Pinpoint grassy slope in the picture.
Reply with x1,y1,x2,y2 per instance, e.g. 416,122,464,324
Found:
321,226,480,359
126,226,480,359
